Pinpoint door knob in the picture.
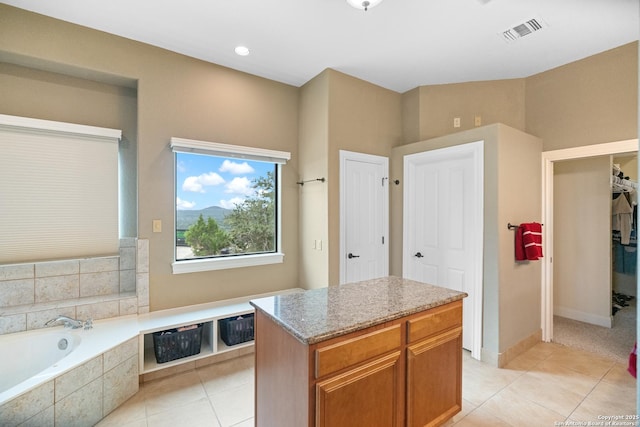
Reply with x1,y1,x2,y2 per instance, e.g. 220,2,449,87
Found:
348,253,360,259
414,252,424,258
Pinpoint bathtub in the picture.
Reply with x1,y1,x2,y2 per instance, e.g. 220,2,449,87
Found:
0,315,139,407
0,328,81,394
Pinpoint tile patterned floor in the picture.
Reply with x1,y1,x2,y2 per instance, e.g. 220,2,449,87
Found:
98,342,637,427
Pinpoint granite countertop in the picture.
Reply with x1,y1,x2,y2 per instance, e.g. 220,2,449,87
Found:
250,276,467,345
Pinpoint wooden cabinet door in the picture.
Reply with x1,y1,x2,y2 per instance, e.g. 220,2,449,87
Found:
406,327,462,427
316,351,401,427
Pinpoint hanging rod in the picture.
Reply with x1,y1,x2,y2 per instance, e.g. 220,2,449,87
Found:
507,222,544,230
296,177,325,186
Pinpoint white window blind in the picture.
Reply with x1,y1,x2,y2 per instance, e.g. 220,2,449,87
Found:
0,114,121,264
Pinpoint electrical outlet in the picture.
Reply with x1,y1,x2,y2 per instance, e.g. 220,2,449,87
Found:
152,219,162,233
453,117,461,128
475,116,482,126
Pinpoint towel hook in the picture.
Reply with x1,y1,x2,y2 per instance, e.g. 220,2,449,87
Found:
507,222,544,230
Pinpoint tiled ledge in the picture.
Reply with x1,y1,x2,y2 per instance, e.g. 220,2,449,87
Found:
1,291,137,316
0,292,139,334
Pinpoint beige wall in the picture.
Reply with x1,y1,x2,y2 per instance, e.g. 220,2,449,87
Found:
526,43,638,151
298,71,330,289
326,70,403,285
0,5,300,310
402,79,526,143
496,125,543,353
554,157,612,326
297,69,402,287
401,42,638,151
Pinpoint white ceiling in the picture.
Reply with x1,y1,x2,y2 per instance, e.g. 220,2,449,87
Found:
2,0,638,93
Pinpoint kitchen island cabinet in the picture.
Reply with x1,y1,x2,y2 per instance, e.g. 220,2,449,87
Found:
250,276,466,427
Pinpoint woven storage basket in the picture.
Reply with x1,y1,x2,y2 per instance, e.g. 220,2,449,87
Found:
152,323,203,364
219,313,254,346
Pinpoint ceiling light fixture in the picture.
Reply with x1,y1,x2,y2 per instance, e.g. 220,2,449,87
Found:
346,0,383,12
234,46,250,56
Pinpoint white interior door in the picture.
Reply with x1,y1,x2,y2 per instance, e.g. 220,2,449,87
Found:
403,141,483,358
340,150,389,284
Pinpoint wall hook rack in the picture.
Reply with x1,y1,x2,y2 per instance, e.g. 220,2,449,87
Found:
296,177,325,186
507,222,544,230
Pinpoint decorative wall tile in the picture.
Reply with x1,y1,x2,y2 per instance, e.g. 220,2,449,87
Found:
80,257,119,274
0,313,26,334
28,307,76,330
103,355,139,415
136,273,149,307
136,240,149,273
80,271,119,297
20,405,54,427
55,356,103,402
119,297,138,316
119,247,136,271
138,305,149,314
120,269,136,293
76,300,119,321
0,278,35,307
0,263,34,281
55,377,103,427
35,260,79,278
35,275,79,303
104,337,138,372
119,237,136,248
0,380,54,426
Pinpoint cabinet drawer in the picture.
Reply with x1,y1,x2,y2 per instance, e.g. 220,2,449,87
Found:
407,301,462,344
315,325,401,378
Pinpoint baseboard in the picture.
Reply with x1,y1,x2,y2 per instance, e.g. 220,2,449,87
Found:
554,305,612,328
481,329,542,368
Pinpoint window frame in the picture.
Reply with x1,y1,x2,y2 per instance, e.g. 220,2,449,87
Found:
170,137,290,274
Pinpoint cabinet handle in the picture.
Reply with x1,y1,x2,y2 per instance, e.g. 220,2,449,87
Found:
414,252,424,258
348,253,360,259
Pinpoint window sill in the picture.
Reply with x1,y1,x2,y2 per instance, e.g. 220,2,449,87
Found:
172,252,284,274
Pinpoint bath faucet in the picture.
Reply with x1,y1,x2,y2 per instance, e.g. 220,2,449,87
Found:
45,315,92,330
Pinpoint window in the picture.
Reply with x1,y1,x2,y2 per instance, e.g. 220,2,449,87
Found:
170,137,290,274
0,114,121,264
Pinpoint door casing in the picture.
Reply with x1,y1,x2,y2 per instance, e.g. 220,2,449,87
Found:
540,138,638,342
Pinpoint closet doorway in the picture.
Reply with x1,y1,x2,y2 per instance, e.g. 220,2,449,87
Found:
541,139,638,363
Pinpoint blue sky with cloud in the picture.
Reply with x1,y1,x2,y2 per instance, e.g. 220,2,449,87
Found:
176,153,273,210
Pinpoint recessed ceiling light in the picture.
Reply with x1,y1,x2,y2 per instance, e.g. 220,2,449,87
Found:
235,46,250,56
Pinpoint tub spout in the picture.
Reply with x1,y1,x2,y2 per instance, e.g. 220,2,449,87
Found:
45,315,85,329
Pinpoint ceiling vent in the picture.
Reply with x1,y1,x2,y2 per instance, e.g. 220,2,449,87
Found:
501,17,547,43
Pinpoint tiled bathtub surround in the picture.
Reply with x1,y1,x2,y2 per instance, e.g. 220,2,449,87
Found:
0,238,149,335
0,336,139,427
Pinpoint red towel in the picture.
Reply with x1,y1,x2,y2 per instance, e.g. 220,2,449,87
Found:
515,222,543,261
629,342,637,378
